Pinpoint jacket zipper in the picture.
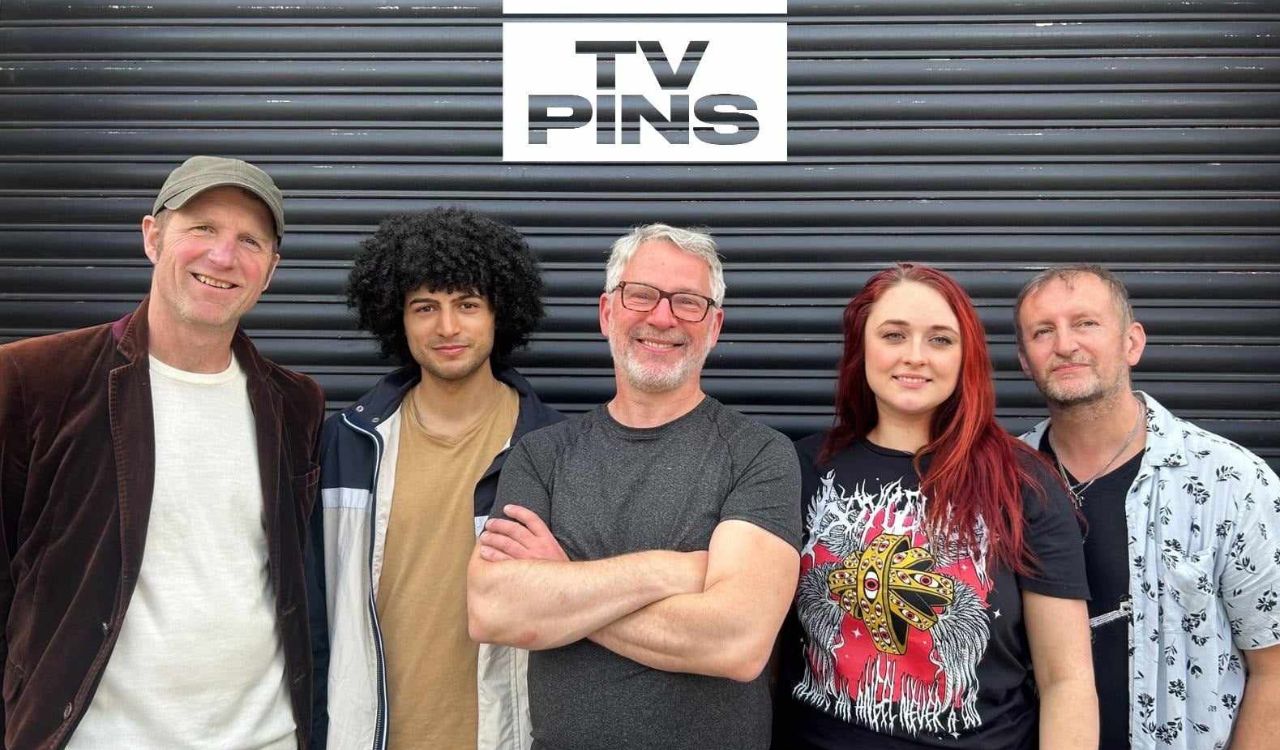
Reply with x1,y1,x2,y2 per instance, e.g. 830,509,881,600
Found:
342,414,390,750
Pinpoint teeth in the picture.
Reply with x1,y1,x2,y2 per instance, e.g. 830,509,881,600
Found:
195,274,234,289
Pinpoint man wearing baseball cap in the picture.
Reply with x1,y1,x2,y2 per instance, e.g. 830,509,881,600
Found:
0,156,324,749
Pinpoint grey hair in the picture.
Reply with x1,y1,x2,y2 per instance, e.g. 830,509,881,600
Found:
604,223,725,305
1013,263,1134,347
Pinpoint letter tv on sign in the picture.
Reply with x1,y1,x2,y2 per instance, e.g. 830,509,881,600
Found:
503,23,787,162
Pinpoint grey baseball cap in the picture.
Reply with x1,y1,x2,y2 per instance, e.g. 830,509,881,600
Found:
152,156,285,239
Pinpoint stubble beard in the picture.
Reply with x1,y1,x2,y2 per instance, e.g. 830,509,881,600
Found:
609,325,709,394
1037,362,1128,412
154,239,243,332
421,356,489,385
416,338,494,385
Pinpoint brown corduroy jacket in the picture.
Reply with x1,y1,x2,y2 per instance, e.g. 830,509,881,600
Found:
0,298,324,750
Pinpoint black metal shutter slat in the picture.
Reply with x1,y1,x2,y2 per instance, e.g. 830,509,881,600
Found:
7,57,1280,87
2,127,1274,158
0,1,1276,468
7,161,1280,193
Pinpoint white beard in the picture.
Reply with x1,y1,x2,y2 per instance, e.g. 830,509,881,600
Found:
609,324,709,393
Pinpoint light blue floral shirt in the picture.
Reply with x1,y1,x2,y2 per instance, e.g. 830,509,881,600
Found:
1022,393,1280,750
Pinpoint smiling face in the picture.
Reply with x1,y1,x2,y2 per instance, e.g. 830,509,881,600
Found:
403,286,497,385
143,185,279,339
599,240,724,395
864,281,963,426
1017,273,1145,408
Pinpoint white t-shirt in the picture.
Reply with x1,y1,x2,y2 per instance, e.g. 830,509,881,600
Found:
68,354,295,750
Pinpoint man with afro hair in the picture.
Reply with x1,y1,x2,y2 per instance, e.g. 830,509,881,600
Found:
310,208,562,750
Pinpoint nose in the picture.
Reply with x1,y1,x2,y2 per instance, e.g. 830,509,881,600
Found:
437,306,462,337
903,335,926,365
1051,328,1079,357
205,233,237,268
644,296,678,328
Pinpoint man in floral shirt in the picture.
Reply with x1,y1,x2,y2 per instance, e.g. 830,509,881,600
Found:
1014,264,1280,750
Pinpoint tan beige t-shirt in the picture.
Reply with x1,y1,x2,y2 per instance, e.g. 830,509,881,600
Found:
377,384,519,750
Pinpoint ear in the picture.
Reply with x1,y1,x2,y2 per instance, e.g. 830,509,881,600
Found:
705,305,725,350
141,215,161,264
1124,320,1146,368
598,291,613,338
262,252,281,291
1016,348,1032,379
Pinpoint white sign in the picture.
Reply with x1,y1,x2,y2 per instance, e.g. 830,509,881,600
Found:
503,22,788,163
503,1,786,15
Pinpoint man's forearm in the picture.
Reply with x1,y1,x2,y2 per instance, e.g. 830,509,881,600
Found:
467,548,704,650
1232,672,1280,750
588,580,784,682
588,523,799,682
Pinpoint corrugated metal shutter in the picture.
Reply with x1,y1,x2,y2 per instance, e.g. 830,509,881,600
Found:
1,0,1276,469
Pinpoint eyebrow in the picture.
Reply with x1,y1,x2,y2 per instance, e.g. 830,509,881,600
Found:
627,280,707,296
1027,309,1102,326
878,319,959,334
406,292,483,304
184,216,272,244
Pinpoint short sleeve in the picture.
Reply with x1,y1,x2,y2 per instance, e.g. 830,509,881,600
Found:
1019,462,1091,600
720,431,802,551
793,432,827,520
1219,456,1280,651
494,435,553,524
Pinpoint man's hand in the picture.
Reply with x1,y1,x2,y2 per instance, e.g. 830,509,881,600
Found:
586,520,798,682
478,504,570,562
468,504,708,649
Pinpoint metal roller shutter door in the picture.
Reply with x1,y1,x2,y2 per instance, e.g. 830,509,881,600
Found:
1,0,1276,468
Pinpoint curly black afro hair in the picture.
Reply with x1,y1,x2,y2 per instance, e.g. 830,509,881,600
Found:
347,208,545,368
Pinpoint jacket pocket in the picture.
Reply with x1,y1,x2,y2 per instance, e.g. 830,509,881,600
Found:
294,464,321,517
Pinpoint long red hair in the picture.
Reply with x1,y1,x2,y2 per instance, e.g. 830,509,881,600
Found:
821,263,1047,574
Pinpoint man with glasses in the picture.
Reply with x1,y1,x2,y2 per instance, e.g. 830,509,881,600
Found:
467,223,801,750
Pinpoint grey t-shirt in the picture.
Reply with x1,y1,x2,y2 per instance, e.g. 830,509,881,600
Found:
494,396,801,750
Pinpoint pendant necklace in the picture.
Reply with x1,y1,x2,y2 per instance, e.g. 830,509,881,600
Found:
1055,393,1146,509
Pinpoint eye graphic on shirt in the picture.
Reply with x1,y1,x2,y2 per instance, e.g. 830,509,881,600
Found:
794,473,993,736
828,533,956,655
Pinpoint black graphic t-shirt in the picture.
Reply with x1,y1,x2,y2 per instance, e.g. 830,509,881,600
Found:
1041,431,1140,750
774,434,1090,750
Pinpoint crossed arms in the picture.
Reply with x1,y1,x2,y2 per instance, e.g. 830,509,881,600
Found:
467,502,799,683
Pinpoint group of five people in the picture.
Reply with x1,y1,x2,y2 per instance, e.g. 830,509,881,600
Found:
1,156,1277,749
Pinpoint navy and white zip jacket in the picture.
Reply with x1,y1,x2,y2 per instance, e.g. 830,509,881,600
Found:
307,366,563,750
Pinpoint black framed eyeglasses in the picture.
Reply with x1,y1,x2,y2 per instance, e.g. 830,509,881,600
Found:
612,281,718,323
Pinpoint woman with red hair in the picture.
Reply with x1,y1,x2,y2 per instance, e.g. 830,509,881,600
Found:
773,264,1096,750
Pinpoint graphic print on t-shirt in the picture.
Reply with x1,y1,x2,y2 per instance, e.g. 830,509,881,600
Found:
794,470,993,738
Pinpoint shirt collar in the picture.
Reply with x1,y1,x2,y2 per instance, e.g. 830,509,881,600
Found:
1135,391,1188,471
1023,390,1189,472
